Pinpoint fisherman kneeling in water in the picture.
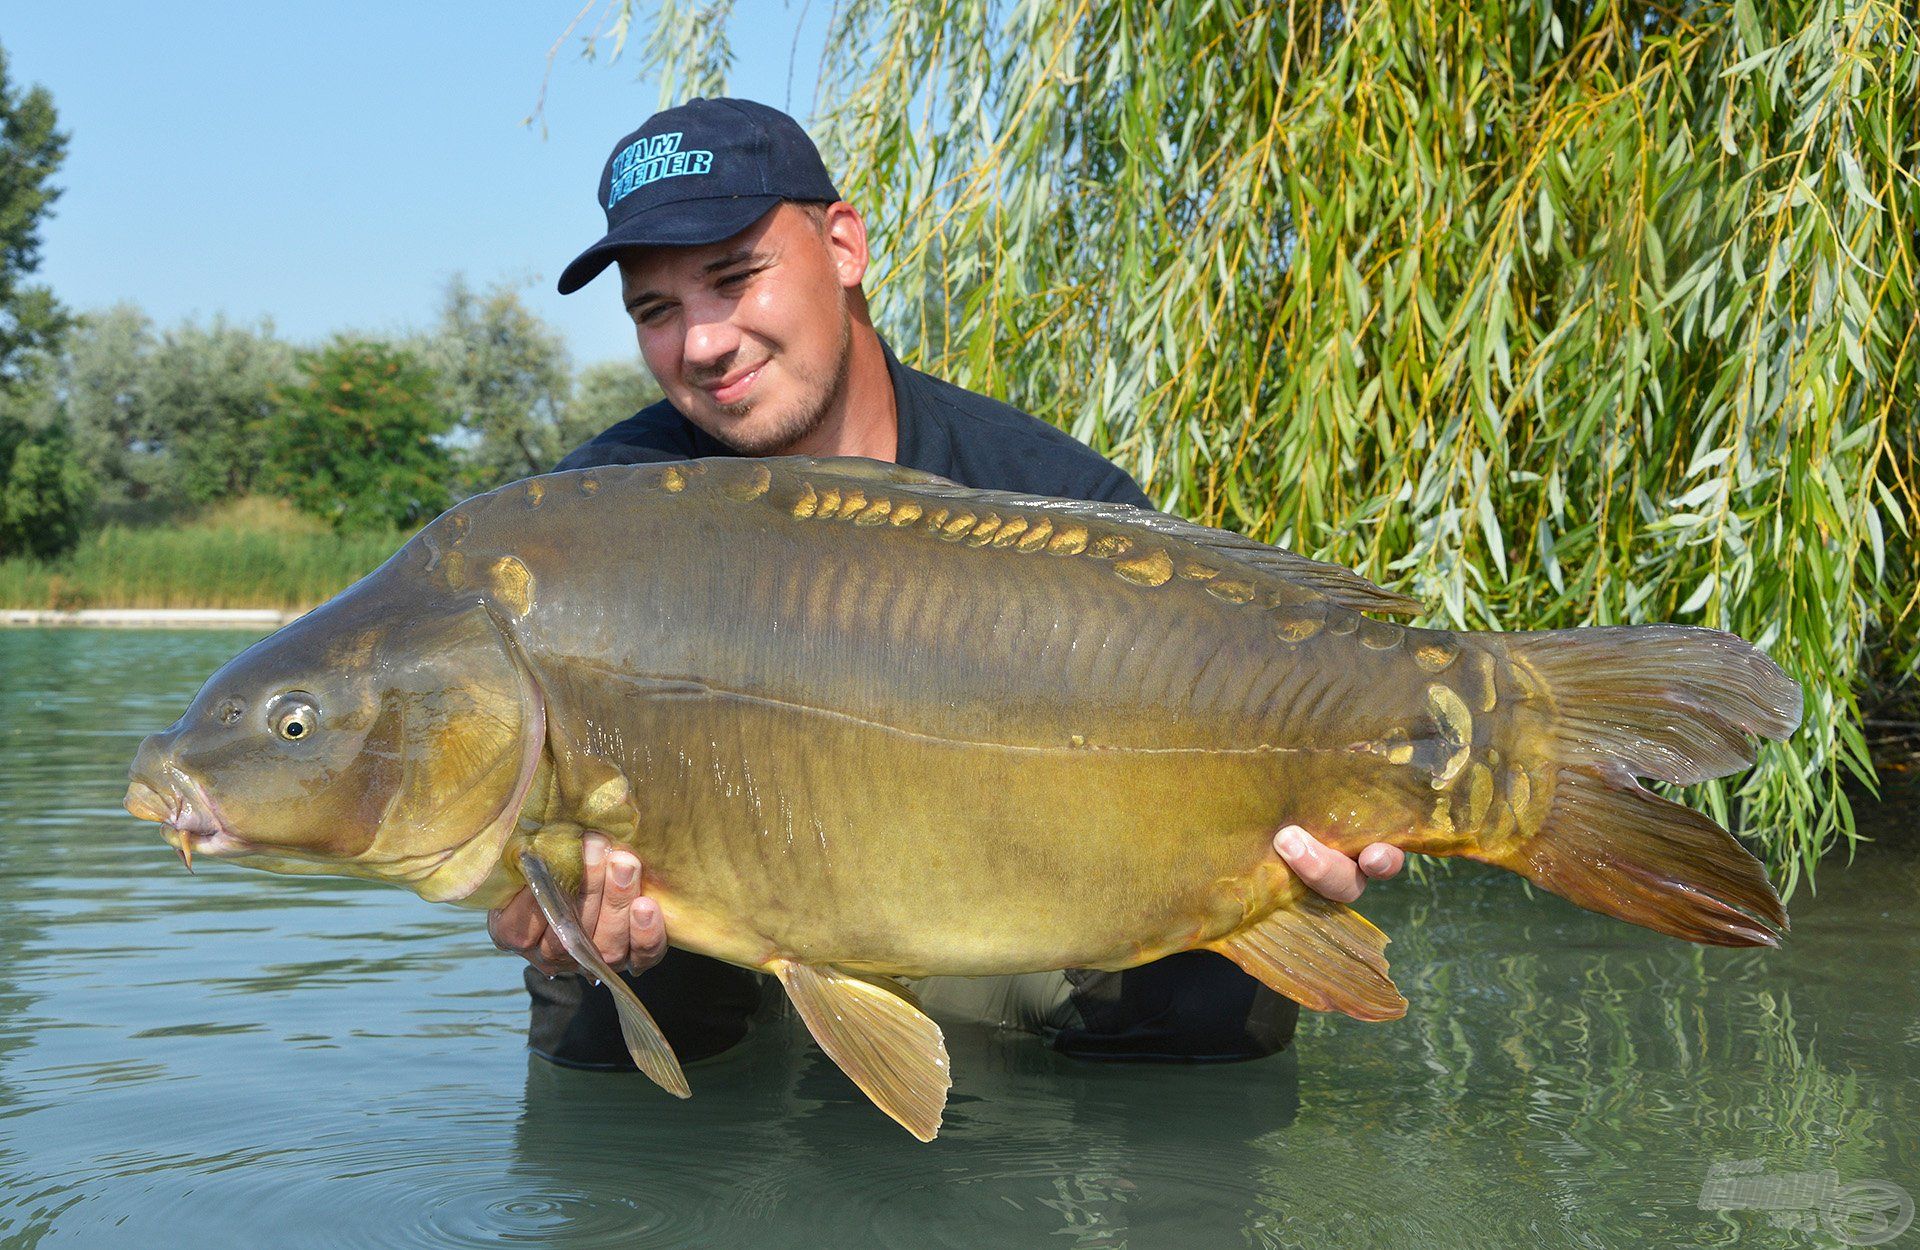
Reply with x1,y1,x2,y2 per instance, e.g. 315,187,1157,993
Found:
486,99,1404,1066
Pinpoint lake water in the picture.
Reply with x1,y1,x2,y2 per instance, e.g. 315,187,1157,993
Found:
1,628,1914,1248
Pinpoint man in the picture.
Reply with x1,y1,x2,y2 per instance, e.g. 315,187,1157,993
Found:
488,98,1404,1069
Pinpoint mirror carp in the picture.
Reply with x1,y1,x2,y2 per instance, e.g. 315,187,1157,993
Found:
125,455,1801,1139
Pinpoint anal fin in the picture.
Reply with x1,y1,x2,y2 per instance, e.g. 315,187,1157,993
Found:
519,851,691,1098
1207,894,1408,1022
773,960,952,1141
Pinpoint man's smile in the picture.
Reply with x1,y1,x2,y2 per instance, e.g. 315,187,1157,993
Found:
701,363,764,405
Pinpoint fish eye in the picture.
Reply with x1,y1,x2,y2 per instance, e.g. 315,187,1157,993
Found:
271,694,319,742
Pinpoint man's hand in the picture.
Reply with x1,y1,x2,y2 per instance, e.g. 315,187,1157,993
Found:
1273,826,1404,903
487,832,669,977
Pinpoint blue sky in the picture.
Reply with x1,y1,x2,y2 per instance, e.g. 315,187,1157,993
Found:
6,2,828,366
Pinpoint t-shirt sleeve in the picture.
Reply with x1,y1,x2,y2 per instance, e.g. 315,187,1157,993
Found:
553,441,690,473
552,402,703,473
1086,463,1154,509
1053,953,1299,1062
525,954,766,1068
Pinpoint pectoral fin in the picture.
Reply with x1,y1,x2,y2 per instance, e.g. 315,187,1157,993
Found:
1207,895,1408,1022
518,851,691,1098
772,960,951,1141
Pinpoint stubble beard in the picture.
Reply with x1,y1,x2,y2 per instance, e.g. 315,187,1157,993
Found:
708,309,855,457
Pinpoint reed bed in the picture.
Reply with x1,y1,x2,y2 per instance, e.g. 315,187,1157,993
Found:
0,497,397,611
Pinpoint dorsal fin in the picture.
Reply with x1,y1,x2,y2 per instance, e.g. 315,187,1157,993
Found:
798,457,962,488
776,455,1423,618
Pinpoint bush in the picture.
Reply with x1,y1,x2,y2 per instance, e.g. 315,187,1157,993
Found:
269,339,454,532
0,409,92,558
615,0,1919,882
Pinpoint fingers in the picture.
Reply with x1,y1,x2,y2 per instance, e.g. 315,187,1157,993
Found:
630,896,668,973
532,898,575,973
591,847,642,970
1274,825,1366,904
575,833,608,942
488,888,571,977
1358,842,1405,880
491,834,668,978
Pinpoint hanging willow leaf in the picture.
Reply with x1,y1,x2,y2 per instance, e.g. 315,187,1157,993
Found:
587,0,1917,889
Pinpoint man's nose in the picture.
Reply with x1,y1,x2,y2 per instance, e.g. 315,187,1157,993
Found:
681,307,742,371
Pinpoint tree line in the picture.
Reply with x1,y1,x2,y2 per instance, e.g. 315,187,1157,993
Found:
0,286,656,551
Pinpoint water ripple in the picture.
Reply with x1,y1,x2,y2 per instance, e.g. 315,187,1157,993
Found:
0,629,1915,1248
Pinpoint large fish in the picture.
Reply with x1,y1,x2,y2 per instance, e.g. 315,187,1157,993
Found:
125,456,1800,1139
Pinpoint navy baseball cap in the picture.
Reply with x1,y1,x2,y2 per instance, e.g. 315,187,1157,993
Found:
557,98,841,295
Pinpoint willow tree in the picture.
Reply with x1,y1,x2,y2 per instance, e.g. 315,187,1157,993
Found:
587,0,1918,887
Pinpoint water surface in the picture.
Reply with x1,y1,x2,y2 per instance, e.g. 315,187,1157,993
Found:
1,629,1914,1247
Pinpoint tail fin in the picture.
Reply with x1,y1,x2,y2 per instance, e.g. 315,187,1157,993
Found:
1488,764,1788,946
1508,626,1802,784
1472,626,1800,947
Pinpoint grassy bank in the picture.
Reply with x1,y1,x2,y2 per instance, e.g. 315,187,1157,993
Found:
0,497,401,611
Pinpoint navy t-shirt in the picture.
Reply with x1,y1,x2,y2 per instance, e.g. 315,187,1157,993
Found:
558,340,1151,508
528,340,1299,1066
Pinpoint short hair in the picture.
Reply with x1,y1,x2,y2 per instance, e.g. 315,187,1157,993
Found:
788,199,833,234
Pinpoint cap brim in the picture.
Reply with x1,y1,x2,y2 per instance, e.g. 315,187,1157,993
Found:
556,195,785,295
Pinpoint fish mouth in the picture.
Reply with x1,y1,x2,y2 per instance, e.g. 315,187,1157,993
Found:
124,771,250,873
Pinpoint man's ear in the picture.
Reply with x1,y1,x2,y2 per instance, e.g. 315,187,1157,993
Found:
821,202,870,290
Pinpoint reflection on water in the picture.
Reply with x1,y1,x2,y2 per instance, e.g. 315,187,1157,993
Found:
0,629,1914,1248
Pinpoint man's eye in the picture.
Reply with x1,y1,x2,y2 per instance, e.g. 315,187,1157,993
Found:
717,270,753,290
634,304,671,326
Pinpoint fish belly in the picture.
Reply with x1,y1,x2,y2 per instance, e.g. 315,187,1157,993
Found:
608,682,1447,978
620,691,1304,975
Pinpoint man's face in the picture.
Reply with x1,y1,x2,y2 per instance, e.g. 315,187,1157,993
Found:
616,203,866,456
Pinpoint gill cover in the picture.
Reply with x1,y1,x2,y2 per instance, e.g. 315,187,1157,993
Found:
345,601,548,902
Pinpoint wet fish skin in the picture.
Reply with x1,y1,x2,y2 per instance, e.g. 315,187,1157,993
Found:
125,455,1801,1139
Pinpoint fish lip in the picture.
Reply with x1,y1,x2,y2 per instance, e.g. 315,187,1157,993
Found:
169,826,252,860
123,779,171,824
154,769,252,860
